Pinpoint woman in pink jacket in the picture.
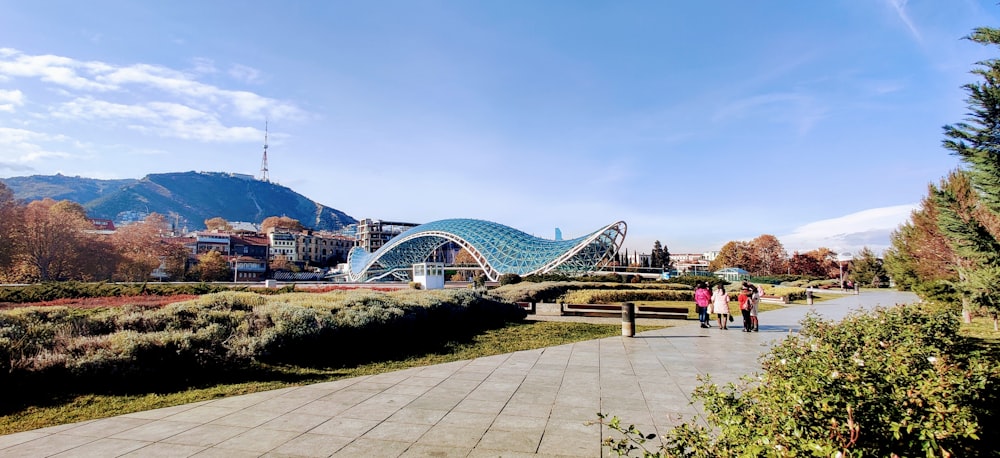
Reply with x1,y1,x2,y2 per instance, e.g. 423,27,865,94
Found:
694,281,712,328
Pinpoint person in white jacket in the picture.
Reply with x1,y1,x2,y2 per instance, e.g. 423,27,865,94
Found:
710,284,731,330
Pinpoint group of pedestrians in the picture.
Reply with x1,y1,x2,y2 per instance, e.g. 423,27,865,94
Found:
693,280,760,332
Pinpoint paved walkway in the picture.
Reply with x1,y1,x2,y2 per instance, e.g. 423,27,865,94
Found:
0,290,919,457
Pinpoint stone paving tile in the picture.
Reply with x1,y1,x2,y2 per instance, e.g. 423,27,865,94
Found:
536,420,602,457
212,428,301,454
453,398,506,415
0,434,95,457
287,398,355,417
49,437,149,457
318,388,377,405
490,414,547,432
264,432,353,457
308,417,380,438
330,438,411,457
405,393,464,411
0,431,47,450
382,382,434,396
210,409,284,428
434,377,483,393
475,426,544,454
386,406,450,425
362,420,433,442
120,442,206,457
465,387,516,402
258,412,332,433
417,424,487,449
436,411,497,430
160,423,248,448
399,443,471,457
397,375,447,387
31,420,96,434
499,400,553,418
120,401,210,420
202,394,277,410
162,405,241,424
109,419,200,442
190,447,261,457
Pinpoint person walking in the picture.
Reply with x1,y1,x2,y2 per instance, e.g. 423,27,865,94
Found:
749,284,762,332
694,281,712,328
710,284,731,329
738,287,753,332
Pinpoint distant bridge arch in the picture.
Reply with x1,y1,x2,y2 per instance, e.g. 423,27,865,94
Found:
346,218,626,282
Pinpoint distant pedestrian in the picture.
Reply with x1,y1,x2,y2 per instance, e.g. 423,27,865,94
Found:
694,281,712,328
749,284,762,332
710,284,731,329
738,287,752,332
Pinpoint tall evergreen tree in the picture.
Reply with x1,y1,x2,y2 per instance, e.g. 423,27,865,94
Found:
651,240,665,268
935,26,1000,326
662,243,673,271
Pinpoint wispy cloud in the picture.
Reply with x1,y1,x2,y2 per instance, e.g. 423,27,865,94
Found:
885,0,921,42
780,204,917,254
229,64,262,84
713,92,827,135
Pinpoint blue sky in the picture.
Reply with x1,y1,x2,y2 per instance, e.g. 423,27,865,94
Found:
0,1,995,256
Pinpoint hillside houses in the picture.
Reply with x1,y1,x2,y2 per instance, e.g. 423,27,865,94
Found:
174,227,356,281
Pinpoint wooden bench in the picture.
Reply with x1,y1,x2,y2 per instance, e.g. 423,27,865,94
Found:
560,303,689,320
760,294,788,304
515,302,536,314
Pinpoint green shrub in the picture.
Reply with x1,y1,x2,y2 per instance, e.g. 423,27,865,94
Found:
498,273,522,285
0,289,528,387
606,303,1000,457
523,272,572,282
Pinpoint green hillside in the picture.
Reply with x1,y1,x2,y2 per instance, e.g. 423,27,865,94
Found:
1,172,356,232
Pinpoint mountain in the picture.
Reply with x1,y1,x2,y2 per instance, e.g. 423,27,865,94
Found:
1,174,137,204
1,172,357,232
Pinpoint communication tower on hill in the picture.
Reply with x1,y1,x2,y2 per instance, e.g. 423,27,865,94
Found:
259,121,270,183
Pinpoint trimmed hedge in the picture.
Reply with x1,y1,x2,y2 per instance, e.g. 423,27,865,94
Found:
490,281,692,304
562,289,693,304
0,282,273,304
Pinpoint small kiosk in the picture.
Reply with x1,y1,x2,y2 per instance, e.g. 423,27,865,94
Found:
412,262,445,290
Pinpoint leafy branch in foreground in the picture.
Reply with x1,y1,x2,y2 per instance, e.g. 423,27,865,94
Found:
597,304,1000,457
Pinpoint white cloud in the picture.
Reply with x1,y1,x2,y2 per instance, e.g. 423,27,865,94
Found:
713,92,826,135
0,48,304,122
780,204,917,255
0,127,73,165
0,89,24,112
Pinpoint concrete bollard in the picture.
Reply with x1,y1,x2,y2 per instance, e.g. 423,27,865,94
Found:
622,302,635,337
806,289,813,305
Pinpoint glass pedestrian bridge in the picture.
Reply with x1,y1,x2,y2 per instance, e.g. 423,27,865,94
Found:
345,218,627,282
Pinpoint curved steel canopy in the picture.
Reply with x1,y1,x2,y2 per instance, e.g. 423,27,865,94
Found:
346,218,627,282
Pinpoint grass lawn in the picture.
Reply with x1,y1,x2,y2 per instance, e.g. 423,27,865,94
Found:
0,320,663,435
